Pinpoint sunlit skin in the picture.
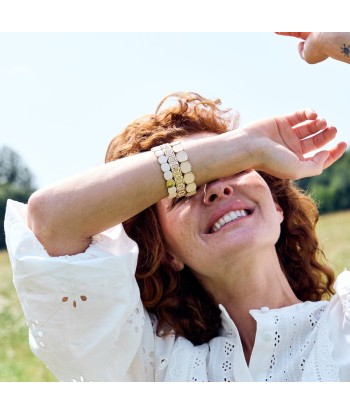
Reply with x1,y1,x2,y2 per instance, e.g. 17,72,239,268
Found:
276,32,350,64
157,169,301,362
28,107,347,257
12,85,349,380
153,119,347,362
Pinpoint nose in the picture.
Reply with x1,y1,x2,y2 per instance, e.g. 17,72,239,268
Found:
203,179,234,205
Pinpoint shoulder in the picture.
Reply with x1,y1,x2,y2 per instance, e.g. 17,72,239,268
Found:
333,269,350,317
334,269,350,295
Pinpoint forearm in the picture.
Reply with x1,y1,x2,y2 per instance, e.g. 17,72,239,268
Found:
28,151,167,255
28,132,253,256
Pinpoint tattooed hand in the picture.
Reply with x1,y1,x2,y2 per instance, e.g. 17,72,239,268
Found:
276,32,350,65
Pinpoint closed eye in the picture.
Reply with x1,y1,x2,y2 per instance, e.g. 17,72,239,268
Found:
167,194,196,211
167,170,253,211
232,169,253,177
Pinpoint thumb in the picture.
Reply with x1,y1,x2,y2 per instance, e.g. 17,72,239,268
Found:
298,151,330,178
311,150,330,170
302,34,329,64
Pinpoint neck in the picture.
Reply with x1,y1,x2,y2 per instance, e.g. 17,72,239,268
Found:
195,248,301,363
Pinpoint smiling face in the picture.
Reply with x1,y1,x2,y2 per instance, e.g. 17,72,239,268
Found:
156,170,284,280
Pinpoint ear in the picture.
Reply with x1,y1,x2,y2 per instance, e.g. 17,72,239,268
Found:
164,251,185,272
275,203,284,224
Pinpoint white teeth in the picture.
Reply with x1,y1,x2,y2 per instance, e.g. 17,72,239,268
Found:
223,214,232,223
229,211,237,221
211,210,248,233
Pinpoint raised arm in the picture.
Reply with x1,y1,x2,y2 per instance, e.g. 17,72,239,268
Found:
276,32,350,64
28,109,346,256
28,134,251,256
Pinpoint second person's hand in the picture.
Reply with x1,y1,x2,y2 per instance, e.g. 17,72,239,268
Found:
276,32,350,65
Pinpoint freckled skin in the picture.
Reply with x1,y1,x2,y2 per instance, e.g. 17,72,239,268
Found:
156,170,284,280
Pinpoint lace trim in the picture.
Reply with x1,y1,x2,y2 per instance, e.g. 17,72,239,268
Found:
302,306,339,381
165,337,192,381
188,344,209,382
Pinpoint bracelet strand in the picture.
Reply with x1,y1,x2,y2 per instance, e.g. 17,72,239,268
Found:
151,141,197,199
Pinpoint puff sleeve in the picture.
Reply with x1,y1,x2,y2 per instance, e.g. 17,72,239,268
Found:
326,269,350,381
4,199,155,381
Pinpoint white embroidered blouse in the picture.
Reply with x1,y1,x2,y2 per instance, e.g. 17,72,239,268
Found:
4,200,350,382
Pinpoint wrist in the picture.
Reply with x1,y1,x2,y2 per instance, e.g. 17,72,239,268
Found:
184,131,255,186
226,128,258,170
230,125,271,171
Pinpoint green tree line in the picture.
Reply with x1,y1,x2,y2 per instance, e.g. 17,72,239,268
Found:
297,150,350,214
0,146,349,249
0,146,36,249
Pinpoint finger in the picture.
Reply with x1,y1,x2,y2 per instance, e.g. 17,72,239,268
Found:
275,32,311,40
299,126,337,154
298,42,306,60
323,141,348,169
293,118,328,140
283,109,317,127
298,142,348,178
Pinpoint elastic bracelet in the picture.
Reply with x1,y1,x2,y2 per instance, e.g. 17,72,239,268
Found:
152,143,185,198
171,141,197,196
151,141,197,199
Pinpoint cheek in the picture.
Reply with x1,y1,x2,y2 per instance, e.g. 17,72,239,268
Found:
157,206,189,250
163,225,183,250
245,174,276,203
239,172,269,192
158,209,200,266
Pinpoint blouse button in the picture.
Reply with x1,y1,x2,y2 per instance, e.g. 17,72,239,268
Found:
262,332,272,341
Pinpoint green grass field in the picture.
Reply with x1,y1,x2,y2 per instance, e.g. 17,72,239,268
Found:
315,210,350,275
1,210,349,382
0,251,56,382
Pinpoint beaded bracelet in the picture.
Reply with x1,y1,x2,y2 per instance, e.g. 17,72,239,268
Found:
171,141,197,196
151,141,197,199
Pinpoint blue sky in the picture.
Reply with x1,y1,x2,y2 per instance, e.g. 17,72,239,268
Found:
1,31,349,188
1,0,350,404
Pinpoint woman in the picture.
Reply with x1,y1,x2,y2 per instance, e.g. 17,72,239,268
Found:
5,92,349,381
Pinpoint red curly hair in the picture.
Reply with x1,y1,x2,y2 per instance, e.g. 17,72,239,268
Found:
105,92,335,345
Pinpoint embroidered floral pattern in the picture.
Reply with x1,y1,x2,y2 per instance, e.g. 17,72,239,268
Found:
127,306,144,334
61,295,87,308
60,280,88,308
29,319,46,348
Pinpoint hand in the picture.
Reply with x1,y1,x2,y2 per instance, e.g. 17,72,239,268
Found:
242,109,347,179
276,32,329,64
276,32,350,64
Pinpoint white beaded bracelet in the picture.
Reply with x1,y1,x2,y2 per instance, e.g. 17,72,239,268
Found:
151,141,197,199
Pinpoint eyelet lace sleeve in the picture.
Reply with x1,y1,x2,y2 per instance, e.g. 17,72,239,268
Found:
4,199,154,381
326,269,350,381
